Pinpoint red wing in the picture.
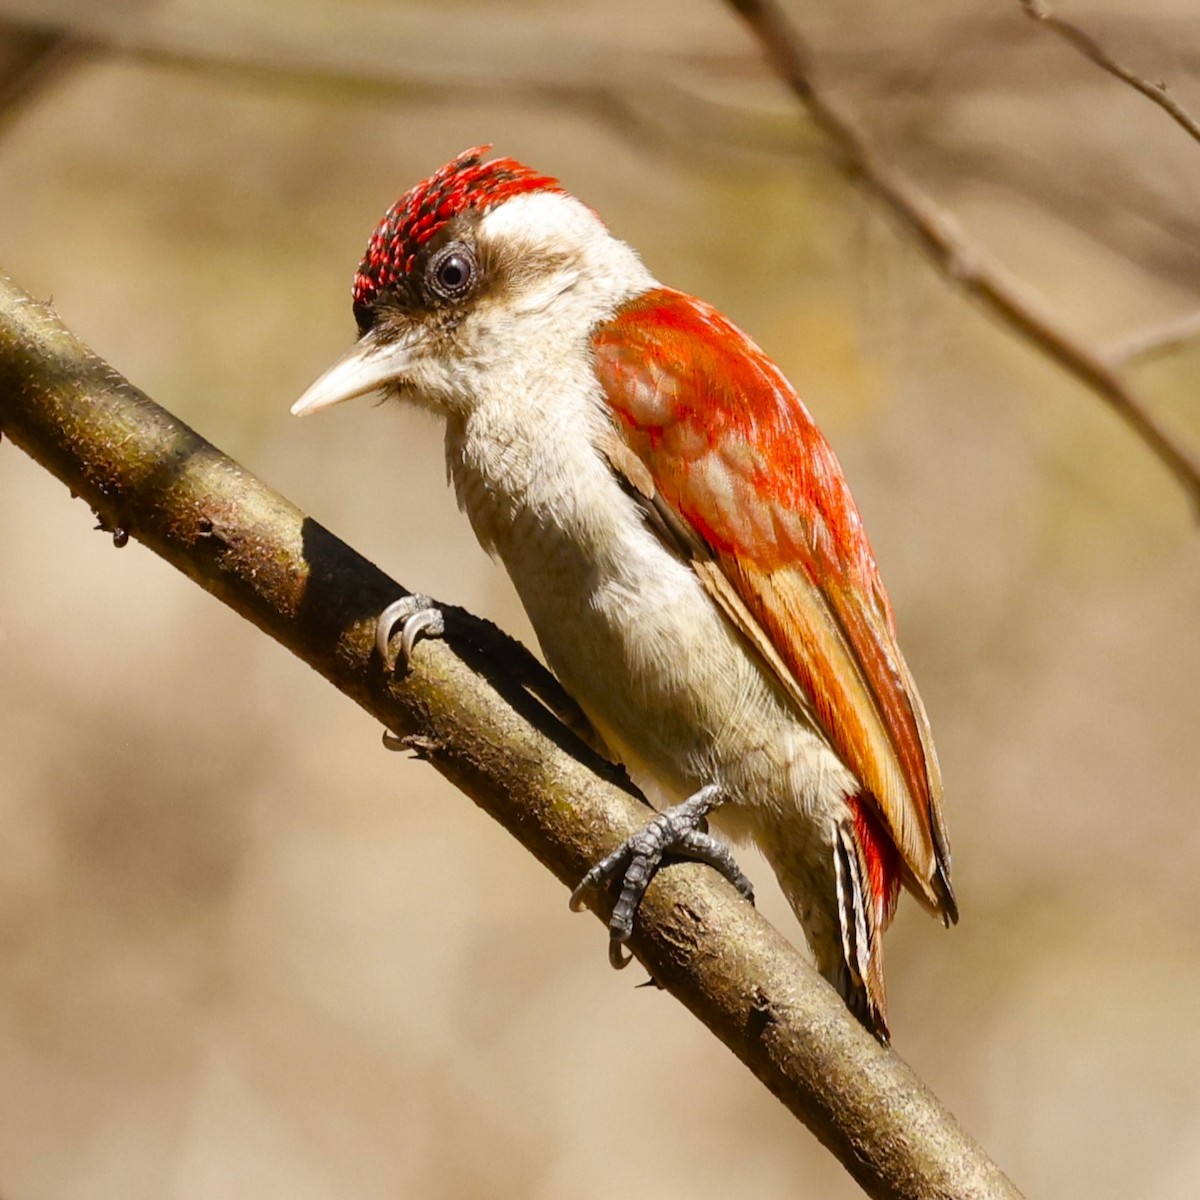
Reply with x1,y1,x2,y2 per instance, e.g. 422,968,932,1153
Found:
592,288,954,917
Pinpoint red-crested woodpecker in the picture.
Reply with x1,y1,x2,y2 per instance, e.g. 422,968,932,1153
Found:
293,148,956,1040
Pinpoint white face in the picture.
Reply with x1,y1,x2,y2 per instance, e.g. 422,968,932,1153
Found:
292,191,656,421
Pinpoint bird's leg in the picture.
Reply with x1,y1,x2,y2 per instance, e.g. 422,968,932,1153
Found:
376,593,445,673
570,783,754,968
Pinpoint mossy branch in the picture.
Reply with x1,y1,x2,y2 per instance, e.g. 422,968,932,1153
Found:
0,269,1021,1200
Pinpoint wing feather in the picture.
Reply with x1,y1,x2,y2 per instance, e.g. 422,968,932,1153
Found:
592,288,956,920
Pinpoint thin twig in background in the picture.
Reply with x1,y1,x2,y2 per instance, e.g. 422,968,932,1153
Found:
1107,309,1200,368
725,0,1200,516
0,269,1024,1200
0,30,78,132
1019,0,1200,148
0,4,787,163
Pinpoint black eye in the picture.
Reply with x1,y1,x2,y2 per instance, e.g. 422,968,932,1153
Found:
427,241,478,302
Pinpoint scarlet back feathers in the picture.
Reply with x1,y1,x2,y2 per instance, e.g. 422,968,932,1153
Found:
594,288,956,921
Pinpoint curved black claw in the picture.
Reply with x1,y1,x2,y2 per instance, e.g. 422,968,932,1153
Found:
376,594,445,673
569,784,753,968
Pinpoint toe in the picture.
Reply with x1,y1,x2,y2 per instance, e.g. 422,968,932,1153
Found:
376,594,445,671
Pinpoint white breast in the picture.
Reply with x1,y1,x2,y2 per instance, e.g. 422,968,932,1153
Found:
443,362,857,840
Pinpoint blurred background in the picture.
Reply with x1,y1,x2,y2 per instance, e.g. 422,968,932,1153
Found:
1,1,1199,1196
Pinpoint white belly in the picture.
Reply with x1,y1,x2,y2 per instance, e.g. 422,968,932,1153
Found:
447,400,856,836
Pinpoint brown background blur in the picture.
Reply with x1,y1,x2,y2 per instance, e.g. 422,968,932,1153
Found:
2,1,1199,1197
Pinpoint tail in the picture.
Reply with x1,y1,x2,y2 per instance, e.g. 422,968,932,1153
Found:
830,797,901,1042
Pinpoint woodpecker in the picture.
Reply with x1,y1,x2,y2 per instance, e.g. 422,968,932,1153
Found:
292,147,956,1040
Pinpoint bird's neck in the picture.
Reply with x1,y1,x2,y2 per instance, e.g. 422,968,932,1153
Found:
442,362,619,565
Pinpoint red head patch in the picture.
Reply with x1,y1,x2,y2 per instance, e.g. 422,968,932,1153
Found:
352,146,563,324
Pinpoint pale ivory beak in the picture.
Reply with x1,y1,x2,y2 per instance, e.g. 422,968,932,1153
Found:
290,329,414,417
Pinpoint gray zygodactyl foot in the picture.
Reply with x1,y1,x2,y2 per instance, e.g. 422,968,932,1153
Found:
569,783,754,967
376,593,445,672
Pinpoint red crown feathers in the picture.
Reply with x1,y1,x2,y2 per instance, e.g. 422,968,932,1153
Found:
352,146,563,318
